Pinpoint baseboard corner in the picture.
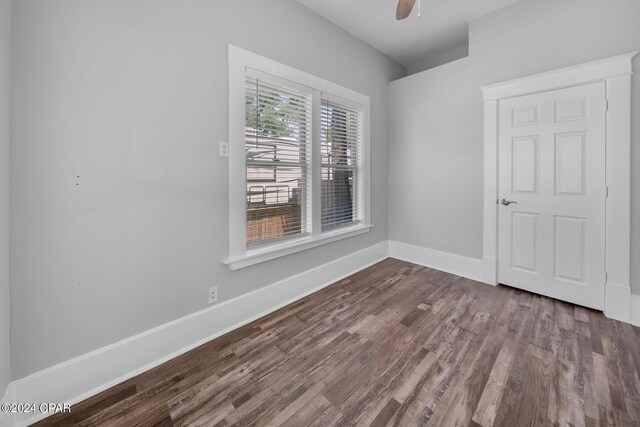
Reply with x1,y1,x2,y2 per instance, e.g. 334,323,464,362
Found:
388,240,483,282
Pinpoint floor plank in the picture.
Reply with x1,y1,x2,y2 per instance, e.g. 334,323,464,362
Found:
33,258,640,427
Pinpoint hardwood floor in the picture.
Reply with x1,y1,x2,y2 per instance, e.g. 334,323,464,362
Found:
34,258,640,426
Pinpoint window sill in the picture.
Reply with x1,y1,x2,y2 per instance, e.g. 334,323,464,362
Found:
223,224,374,270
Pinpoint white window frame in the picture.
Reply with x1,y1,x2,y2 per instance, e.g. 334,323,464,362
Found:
224,45,372,270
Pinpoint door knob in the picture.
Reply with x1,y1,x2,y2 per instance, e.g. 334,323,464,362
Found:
501,199,518,206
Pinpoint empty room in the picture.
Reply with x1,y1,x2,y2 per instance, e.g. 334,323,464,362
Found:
1,0,639,426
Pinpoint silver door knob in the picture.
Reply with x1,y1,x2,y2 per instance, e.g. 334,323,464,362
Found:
501,199,518,206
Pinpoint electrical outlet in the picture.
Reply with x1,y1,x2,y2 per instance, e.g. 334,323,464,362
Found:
219,141,229,157
208,287,218,304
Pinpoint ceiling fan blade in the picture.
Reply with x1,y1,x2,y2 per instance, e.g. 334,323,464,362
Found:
396,0,417,20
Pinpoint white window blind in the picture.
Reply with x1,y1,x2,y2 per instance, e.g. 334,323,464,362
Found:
245,75,312,245
320,98,363,230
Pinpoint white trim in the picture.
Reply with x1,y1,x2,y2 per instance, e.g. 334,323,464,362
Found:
482,99,499,285
227,45,247,260
481,52,638,101
481,52,637,322
389,241,484,282
5,242,388,427
227,44,372,268
632,294,640,327
604,73,632,318
224,224,374,270
605,281,632,323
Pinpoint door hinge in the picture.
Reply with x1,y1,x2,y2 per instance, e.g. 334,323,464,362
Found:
605,272,608,283
606,100,609,112
606,186,609,198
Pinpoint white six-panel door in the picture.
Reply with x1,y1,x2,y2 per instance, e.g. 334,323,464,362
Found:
498,82,607,310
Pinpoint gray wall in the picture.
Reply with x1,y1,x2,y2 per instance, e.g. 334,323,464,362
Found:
389,57,483,259
0,0,11,396
406,43,469,76
389,0,640,292
10,0,405,378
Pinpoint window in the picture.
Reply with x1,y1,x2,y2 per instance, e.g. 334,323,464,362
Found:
321,99,363,230
226,46,371,270
245,75,312,245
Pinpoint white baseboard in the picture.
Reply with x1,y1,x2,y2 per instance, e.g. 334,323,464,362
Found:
0,383,15,427
388,241,483,282
632,294,640,327
6,241,388,427
605,281,631,324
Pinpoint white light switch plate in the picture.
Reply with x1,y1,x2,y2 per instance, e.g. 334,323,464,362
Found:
219,141,229,157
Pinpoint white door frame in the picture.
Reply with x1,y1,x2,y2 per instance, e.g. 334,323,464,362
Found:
480,52,638,323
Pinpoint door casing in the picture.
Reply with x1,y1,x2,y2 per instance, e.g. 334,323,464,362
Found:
480,52,637,323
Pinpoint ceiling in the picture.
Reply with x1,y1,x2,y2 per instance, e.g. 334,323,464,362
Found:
296,0,520,72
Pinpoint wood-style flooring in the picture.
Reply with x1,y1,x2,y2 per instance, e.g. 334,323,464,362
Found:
35,258,640,426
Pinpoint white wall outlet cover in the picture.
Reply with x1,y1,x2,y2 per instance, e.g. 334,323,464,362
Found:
208,287,218,304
